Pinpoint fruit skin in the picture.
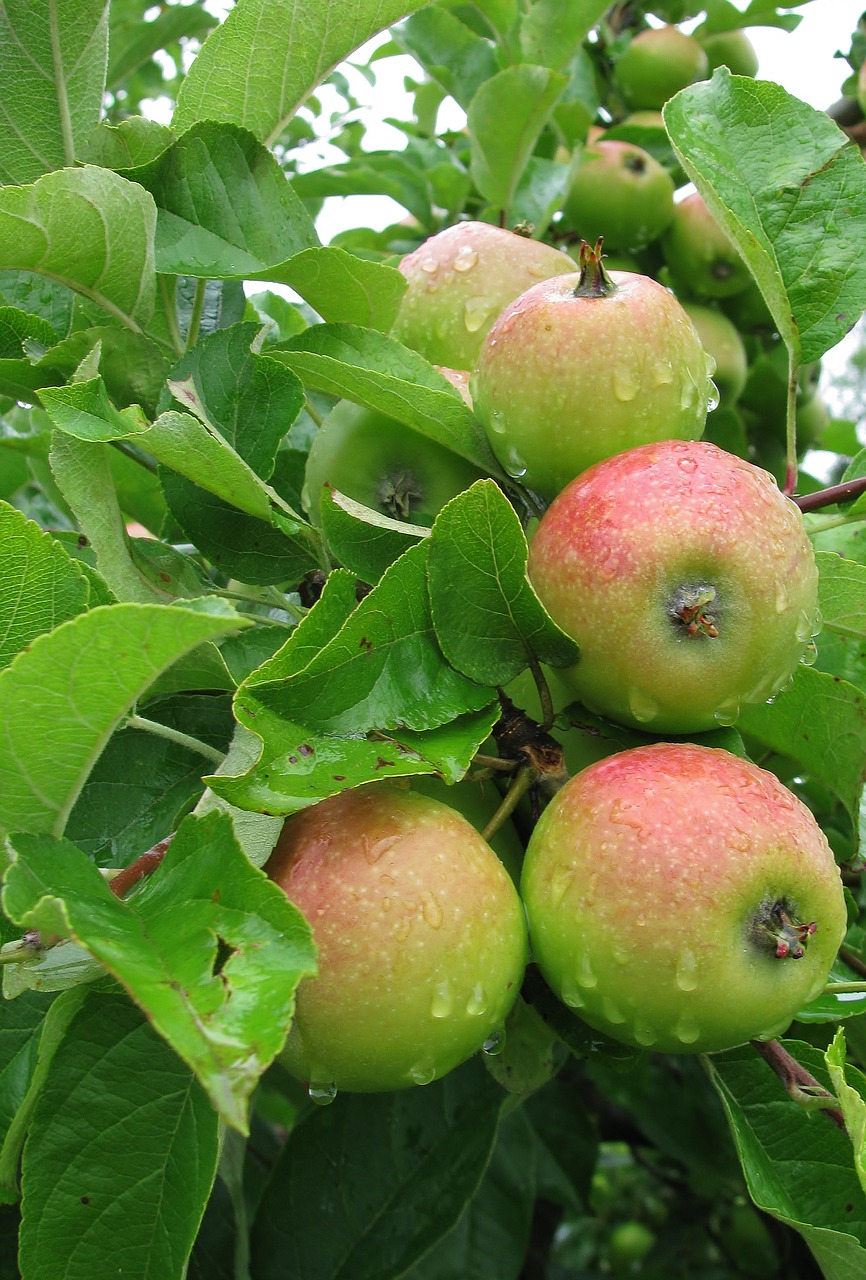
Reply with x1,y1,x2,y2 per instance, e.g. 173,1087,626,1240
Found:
681,301,747,405
698,29,759,77
615,26,709,111
663,192,752,299
527,439,819,733
560,139,675,252
266,785,528,1092
302,398,484,528
390,221,575,370
471,254,713,499
520,743,847,1054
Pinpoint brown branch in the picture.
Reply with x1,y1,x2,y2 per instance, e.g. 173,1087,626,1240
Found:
108,835,174,899
751,1039,847,1131
839,946,866,979
795,475,866,513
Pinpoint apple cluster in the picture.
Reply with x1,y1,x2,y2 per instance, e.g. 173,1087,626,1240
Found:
275,20,847,1093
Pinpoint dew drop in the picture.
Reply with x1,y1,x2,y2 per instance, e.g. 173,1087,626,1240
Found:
706,378,720,412
613,366,639,402
800,640,818,667
675,948,699,992
597,544,617,581
679,376,698,410
488,408,508,436
627,687,659,724
454,245,478,273
548,865,573,908
308,1081,337,1105
651,360,674,387
367,834,401,864
774,580,790,614
408,1060,437,1085
677,455,698,474
504,447,528,479
466,983,488,1016
482,1029,506,1056
796,609,813,643
632,1019,658,1047
430,979,453,1018
713,698,740,727
464,297,491,333
674,1013,701,1045
422,890,444,930
421,258,438,275
602,996,627,1025
561,981,585,1009
576,951,598,989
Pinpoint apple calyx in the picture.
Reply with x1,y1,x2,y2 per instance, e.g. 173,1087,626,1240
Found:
670,585,719,638
376,469,423,520
755,900,818,959
573,238,618,299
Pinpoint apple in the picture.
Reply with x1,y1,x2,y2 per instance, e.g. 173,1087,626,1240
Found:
698,29,759,78
662,192,752,299
681,301,747,405
266,785,528,1092
390,221,576,370
408,772,524,884
470,241,714,499
614,26,709,111
526,439,820,733
521,742,847,1054
302,398,485,528
560,139,675,252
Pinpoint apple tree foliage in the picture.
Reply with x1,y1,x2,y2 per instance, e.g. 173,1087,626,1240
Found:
3,0,866,1276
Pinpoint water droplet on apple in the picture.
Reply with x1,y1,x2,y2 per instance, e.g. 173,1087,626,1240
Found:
466,983,487,1016
408,1060,437,1085
602,996,627,1024
800,640,818,667
464,297,491,332
548,865,573,908
421,258,438,275
651,360,674,387
576,951,598,989
561,981,584,1008
308,1081,337,1105
482,1029,506,1056
677,455,697,474
632,1020,658,1047
422,890,444,930
504,447,527,479
613,366,639,401
774,580,790,613
597,544,617,580
674,1013,701,1045
453,245,478,273
488,409,508,436
675,949,698,992
430,979,453,1018
796,610,814,643
367,835,401,864
706,378,720,412
627,688,659,724
713,698,740,727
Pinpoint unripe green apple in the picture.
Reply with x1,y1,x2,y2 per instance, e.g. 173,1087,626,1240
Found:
521,743,847,1054
527,439,820,733
470,242,713,499
698,28,760,77
560,140,675,252
390,221,575,370
267,785,528,1092
302,398,484,528
663,192,752,298
615,26,709,111
681,301,747,404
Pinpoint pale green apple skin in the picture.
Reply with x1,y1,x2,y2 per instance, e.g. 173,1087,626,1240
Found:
521,743,847,1054
681,301,747,404
561,140,675,252
267,786,528,1092
471,271,713,499
615,26,709,110
391,221,576,370
699,29,759,77
527,440,819,733
663,192,752,299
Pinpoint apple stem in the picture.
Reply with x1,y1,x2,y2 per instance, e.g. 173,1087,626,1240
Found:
481,764,534,843
784,359,799,496
126,713,226,766
108,835,174,899
528,657,555,730
750,1039,846,1131
670,585,719,638
755,901,817,959
573,238,619,299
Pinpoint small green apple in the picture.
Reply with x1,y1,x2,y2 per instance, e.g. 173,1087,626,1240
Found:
521,743,847,1054
698,28,759,77
390,221,575,370
681,301,747,405
560,139,675,252
471,241,713,498
267,785,528,1092
663,192,752,298
527,438,820,732
615,25,709,110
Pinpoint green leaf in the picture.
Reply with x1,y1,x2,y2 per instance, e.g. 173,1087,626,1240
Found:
194,724,285,869
0,167,157,333
276,246,407,333
273,325,501,473
706,1040,866,1275
664,71,866,367
250,1057,505,1280
320,486,429,583
39,376,149,442
0,502,90,671
468,66,568,215
0,990,56,1203
129,122,319,278
393,9,499,110
737,664,866,833
826,1029,866,1197
1,941,103,1001
164,323,304,480
174,0,433,147
428,480,578,686
19,991,219,1280
0,600,249,839
291,154,434,229
107,2,215,90
0,0,108,184
49,434,167,604
5,813,317,1131
519,0,610,71
80,117,175,170
246,541,495,735
818,552,866,642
